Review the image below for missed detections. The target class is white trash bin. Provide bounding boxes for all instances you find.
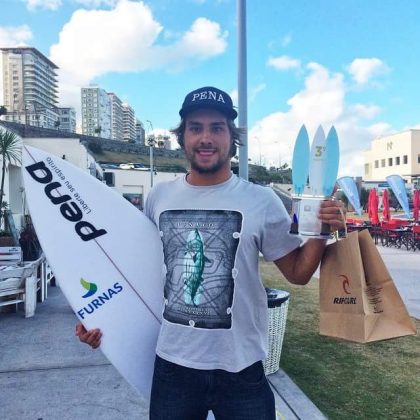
[263,288,290,375]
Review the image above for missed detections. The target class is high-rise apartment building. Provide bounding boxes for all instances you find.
[0,47,60,128]
[108,92,124,141]
[122,103,136,142]
[81,86,111,138]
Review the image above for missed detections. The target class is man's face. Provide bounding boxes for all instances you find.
[183,109,232,175]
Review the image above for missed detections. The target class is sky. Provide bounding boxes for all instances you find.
[1,0,420,177]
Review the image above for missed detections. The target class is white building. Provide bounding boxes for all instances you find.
[122,103,136,142]
[0,47,59,129]
[81,86,112,139]
[364,129,420,186]
[108,92,124,141]
[57,107,76,133]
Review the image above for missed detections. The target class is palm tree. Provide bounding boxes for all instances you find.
[0,128,21,214]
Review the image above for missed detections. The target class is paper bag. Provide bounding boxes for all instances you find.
[319,229,416,343]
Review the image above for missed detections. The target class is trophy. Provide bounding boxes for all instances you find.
[290,125,340,238]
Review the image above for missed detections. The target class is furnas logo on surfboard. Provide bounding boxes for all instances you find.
[25,160,107,242]
[77,280,123,319]
[332,274,357,304]
[81,278,98,298]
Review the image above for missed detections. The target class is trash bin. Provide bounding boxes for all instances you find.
[263,288,290,375]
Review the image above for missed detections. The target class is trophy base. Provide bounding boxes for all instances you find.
[290,195,332,239]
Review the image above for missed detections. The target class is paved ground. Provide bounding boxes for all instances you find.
[0,286,325,420]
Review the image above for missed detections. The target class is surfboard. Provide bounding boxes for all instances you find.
[291,125,310,196]
[21,145,165,400]
[308,125,326,196]
[323,126,340,197]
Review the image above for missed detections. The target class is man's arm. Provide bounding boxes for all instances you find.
[274,199,344,285]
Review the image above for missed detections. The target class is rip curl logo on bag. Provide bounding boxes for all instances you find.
[339,274,351,295]
[77,280,124,320]
[333,274,356,304]
[80,278,98,298]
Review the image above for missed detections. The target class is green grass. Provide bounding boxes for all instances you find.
[262,260,420,420]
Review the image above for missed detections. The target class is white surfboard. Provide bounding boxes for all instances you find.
[308,125,326,196]
[21,145,164,399]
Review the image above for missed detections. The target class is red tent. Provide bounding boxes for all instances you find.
[413,189,420,221]
[382,189,390,222]
[368,188,379,224]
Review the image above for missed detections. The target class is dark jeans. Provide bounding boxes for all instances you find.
[149,355,275,420]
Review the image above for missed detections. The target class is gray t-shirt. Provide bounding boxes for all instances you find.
[144,173,301,372]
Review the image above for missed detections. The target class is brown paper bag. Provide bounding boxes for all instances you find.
[319,229,416,343]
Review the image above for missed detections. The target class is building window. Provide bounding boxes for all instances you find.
[403,155,408,164]
[418,155,420,164]
[364,164,370,176]
[388,158,393,166]
[396,156,400,165]
[381,159,386,167]
[374,160,379,168]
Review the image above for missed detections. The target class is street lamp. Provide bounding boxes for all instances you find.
[146,120,155,188]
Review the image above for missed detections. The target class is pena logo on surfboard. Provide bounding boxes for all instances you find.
[77,279,124,320]
[24,159,107,242]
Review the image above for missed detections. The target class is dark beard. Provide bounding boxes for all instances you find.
[190,158,228,174]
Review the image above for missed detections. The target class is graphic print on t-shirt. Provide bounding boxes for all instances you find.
[159,209,242,329]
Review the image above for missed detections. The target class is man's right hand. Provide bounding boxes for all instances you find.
[75,323,102,349]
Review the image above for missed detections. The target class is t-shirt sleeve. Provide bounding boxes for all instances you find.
[260,189,302,262]
[144,185,158,225]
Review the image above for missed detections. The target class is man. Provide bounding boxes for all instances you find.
[77,86,344,419]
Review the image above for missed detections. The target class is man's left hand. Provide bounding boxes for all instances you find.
[319,199,345,231]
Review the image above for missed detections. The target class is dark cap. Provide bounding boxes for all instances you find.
[179,86,238,120]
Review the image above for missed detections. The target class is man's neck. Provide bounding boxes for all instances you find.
[186,168,232,186]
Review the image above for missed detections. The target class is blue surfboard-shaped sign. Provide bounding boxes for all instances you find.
[308,125,326,196]
[337,176,362,215]
[323,126,340,197]
[291,125,310,195]
[386,174,411,218]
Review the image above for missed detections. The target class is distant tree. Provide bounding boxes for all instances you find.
[0,106,7,117]
[94,126,102,136]
[147,134,156,147]
[54,119,60,129]
[360,187,369,211]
